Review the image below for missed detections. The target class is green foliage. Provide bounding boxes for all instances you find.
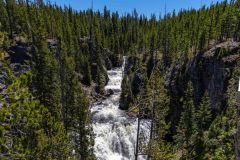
[147,69,175,159]
[96,65,105,94]
[71,81,95,159]
[196,93,212,133]
[33,38,62,120]
[150,140,175,160]
[81,56,92,86]
[174,82,197,159]
[0,31,7,60]
[0,67,71,159]
[202,62,239,160]
[0,0,240,159]
[57,44,95,159]
[218,48,228,59]
[119,75,131,110]
[203,114,235,160]
[1,0,239,63]
[94,51,108,94]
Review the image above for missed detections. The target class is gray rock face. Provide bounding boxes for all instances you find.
[102,48,113,70]
[189,41,240,109]
[47,39,58,49]
[124,56,139,75]
[9,44,31,64]
[105,56,113,70]
[165,53,188,131]
[165,40,240,132]
[109,54,123,68]
[131,72,146,97]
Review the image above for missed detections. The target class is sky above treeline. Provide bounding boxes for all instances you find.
[48,0,225,18]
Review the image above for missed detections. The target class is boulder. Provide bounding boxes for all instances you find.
[9,44,31,64]
[105,56,112,70]
[106,89,114,97]
[13,36,26,45]
[47,39,58,49]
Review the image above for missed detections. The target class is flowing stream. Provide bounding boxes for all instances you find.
[91,57,150,160]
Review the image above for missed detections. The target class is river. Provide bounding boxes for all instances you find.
[91,57,150,160]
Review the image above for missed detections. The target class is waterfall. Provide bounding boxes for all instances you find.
[91,57,150,160]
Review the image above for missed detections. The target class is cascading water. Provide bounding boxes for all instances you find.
[91,57,150,160]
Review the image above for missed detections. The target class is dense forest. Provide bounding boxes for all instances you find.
[0,0,240,159]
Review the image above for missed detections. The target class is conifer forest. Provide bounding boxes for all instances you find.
[0,0,240,159]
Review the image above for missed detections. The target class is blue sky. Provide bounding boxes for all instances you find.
[49,0,224,17]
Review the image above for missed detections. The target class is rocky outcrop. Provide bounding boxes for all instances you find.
[124,56,140,75]
[47,39,58,49]
[9,44,31,64]
[165,53,188,129]
[102,48,113,70]
[91,61,109,87]
[7,36,31,64]
[0,63,30,106]
[85,39,109,87]
[80,37,125,97]
[165,40,240,132]
[102,48,123,68]
[119,56,148,110]
[81,37,123,71]
[109,53,123,68]
[105,56,113,70]
[131,72,146,97]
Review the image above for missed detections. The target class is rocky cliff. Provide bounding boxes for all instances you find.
[165,40,240,133]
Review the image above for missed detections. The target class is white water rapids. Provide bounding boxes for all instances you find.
[91,58,150,160]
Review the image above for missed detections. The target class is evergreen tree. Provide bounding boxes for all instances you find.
[147,34,156,78]
[33,37,62,121]
[119,75,131,110]
[0,0,239,159]
[0,66,71,159]
[147,69,175,159]
[195,92,212,158]
[71,78,95,160]
[174,82,197,159]
[0,0,9,32]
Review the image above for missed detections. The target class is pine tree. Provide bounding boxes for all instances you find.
[5,0,16,38]
[174,82,197,159]
[0,66,71,159]
[147,34,155,78]
[203,63,239,159]
[147,69,175,159]
[195,92,212,158]
[96,65,105,94]
[119,75,131,110]
[162,12,171,68]
[72,79,95,160]
[196,93,212,133]
[0,0,240,159]
[0,0,9,32]
[203,113,236,159]
[32,37,62,121]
